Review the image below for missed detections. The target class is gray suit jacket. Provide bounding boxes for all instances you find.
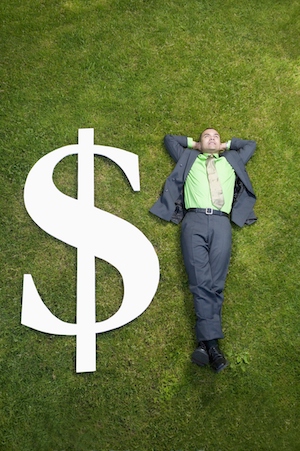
[150,135,257,228]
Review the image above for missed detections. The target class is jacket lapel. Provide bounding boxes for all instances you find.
[222,151,255,195]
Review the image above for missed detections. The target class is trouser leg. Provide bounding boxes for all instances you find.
[181,212,232,342]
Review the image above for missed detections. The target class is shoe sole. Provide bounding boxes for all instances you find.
[191,350,209,367]
[211,360,229,373]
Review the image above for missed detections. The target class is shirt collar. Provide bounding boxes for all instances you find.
[202,152,219,158]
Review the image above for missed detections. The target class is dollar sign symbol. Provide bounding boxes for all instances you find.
[21,128,160,373]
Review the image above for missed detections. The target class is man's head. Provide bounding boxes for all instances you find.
[199,128,221,153]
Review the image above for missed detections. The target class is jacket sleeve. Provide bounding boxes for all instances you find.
[230,138,256,165]
[164,135,189,162]
[149,147,198,224]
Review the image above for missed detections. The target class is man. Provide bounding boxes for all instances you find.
[150,129,257,373]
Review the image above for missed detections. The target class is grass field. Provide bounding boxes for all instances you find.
[1,0,299,450]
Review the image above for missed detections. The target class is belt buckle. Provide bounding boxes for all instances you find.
[205,208,213,215]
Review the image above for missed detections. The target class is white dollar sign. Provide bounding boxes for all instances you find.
[21,128,160,373]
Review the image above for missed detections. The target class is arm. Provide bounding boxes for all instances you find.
[229,138,256,165]
[164,135,189,162]
[164,134,232,158]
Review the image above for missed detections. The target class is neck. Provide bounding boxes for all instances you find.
[203,151,219,156]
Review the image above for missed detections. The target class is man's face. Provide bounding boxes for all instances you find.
[200,128,221,153]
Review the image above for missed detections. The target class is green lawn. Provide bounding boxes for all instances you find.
[1,0,299,450]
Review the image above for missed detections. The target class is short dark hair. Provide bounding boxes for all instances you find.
[199,127,219,141]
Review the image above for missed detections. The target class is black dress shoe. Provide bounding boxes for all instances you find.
[208,346,229,373]
[191,342,209,366]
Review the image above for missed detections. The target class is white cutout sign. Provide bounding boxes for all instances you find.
[21,128,160,373]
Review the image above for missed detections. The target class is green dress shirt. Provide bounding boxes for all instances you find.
[184,140,235,214]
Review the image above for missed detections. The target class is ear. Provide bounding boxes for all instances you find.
[194,142,202,151]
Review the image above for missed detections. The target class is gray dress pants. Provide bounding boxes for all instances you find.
[181,211,232,342]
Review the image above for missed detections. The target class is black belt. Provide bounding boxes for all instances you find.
[187,208,229,218]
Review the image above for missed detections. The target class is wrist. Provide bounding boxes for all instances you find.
[187,137,194,148]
